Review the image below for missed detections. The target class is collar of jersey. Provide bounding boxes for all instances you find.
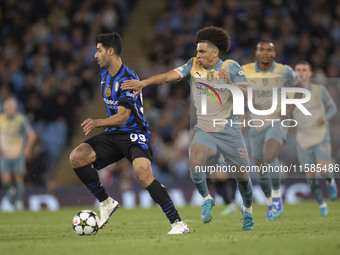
[255,60,275,73]
[206,59,223,71]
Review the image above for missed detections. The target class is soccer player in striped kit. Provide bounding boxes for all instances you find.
[70,32,188,234]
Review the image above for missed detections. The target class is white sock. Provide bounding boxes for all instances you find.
[319,202,327,208]
[330,178,335,186]
[272,189,281,197]
[203,194,212,201]
[244,206,252,213]
[266,197,272,206]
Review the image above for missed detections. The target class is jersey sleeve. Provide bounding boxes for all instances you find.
[229,62,248,83]
[118,76,141,110]
[322,86,337,120]
[174,58,193,80]
[285,65,299,86]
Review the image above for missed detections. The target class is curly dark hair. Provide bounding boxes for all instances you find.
[194,26,231,53]
[96,32,122,55]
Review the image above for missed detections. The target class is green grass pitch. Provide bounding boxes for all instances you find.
[1,201,339,255]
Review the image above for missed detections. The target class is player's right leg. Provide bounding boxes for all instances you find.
[70,136,120,228]
[13,155,26,211]
[190,141,215,224]
[250,127,275,221]
[0,158,16,208]
[0,171,15,205]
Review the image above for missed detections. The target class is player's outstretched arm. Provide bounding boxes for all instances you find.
[81,106,131,135]
[122,70,181,97]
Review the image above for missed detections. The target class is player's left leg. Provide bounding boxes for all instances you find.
[133,157,189,234]
[234,171,254,231]
[263,123,288,218]
[218,125,254,231]
[318,160,338,201]
[306,172,328,216]
[250,126,274,220]
[13,174,24,211]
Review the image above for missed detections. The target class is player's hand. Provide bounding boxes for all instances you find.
[218,69,231,82]
[81,118,98,135]
[318,116,328,125]
[121,80,144,98]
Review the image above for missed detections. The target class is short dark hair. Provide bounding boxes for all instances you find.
[295,60,312,70]
[96,32,122,55]
[257,39,275,49]
[194,26,231,53]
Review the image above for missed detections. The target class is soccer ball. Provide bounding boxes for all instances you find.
[72,210,99,236]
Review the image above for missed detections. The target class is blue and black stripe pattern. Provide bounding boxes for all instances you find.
[161,201,179,222]
[86,181,104,197]
[100,65,151,138]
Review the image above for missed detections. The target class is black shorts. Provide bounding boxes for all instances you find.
[84,132,153,170]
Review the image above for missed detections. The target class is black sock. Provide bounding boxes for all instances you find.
[73,164,109,202]
[146,179,181,224]
[214,181,230,204]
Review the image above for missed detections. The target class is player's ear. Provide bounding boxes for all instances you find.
[108,47,115,56]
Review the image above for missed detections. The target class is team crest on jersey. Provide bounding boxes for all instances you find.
[105,87,112,97]
[207,72,214,81]
[114,82,120,91]
[262,78,268,86]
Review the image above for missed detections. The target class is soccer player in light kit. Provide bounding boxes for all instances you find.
[69,32,188,234]
[242,40,301,221]
[292,61,338,215]
[122,26,254,231]
[0,97,36,211]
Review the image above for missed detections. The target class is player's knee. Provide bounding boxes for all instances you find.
[134,165,153,187]
[263,152,276,164]
[189,156,206,168]
[69,145,93,168]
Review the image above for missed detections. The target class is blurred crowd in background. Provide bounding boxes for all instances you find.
[0,0,340,189]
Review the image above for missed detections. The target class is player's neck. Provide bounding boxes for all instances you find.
[205,58,220,70]
[258,61,272,72]
[107,57,123,76]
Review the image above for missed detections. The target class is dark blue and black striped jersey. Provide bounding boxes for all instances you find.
[100,65,151,137]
